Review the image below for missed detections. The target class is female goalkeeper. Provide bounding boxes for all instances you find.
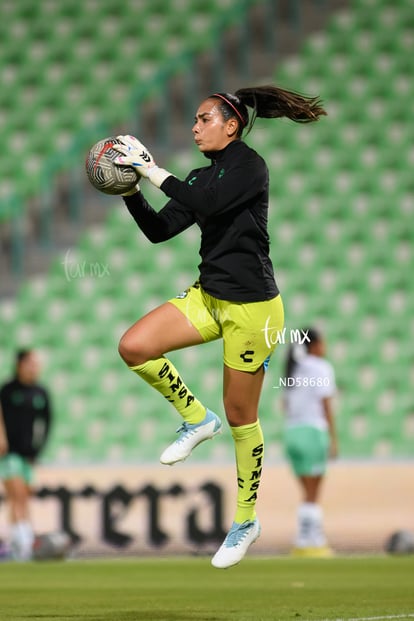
[114,85,326,568]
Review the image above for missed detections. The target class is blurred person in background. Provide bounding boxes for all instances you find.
[282,328,337,557]
[0,349,52,561]
[112,85,326,568]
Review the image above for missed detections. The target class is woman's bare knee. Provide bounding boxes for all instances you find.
[223,366,263,426]
[118,331,151,366]
[224,399,258,427]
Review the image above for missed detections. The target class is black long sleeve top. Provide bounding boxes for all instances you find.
[123,140,279,302]
[0,379,52,459]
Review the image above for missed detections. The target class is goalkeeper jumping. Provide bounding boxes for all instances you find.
[113,85,327,568]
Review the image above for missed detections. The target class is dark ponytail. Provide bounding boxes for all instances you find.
[283,327,322,389]
[284,345,298,384]
[236,85,327,131]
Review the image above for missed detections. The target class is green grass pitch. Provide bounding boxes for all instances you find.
[0,555,413,621]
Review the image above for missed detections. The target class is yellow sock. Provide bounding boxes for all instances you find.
[231,421,264,524]
[130,357,206,424]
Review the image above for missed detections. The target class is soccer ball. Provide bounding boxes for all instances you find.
[85,136,140,195]
[32,531,72,561]
[385,530,414,555]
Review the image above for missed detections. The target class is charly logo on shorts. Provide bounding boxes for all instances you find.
[240,350,255,363]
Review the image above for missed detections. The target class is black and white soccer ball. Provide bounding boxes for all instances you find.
[32,531,72,561]
[85,136,140,195]
[385,530,414,555]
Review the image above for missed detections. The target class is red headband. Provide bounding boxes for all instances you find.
[212,93,246,127]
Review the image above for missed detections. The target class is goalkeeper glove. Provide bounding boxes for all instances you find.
[113,135,172,189]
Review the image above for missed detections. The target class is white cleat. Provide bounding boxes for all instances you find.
[160,409,222,465]
[211,518,261,569]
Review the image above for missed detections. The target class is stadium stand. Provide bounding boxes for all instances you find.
[0,0,413,464]
[0,0,259,214]
[1,0,272,288]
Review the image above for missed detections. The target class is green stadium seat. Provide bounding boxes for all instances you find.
[1,0,413,463]
[0,0,259,212]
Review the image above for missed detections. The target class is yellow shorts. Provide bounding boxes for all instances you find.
[169,282,284,372]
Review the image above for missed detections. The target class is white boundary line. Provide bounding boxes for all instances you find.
[306,615,414,621]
